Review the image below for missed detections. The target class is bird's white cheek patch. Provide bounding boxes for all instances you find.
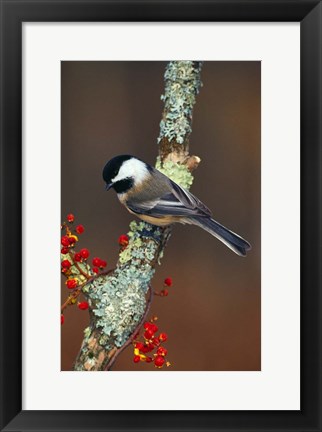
[112,158,149,185]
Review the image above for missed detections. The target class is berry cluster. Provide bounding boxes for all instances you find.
[60,213,111,324]
[133,317,170,368]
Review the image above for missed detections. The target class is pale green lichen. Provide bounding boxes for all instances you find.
[155,157,194,189]
[158,61,202,145]
[83,326,91,338]
[119,237,143,264]
[82,283,90,294]
[119,247,132,264]
[85,357,96,368]
[87,221,163,350]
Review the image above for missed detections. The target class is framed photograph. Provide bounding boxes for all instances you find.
[1,1,321,431]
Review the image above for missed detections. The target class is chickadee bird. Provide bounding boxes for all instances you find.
[103,155,251,256]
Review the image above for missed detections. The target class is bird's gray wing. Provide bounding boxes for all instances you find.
[126,179,212,218]
[169,180,212,216]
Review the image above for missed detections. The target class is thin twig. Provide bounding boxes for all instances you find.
[72,258,91,280]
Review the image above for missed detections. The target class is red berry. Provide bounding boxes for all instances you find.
[92,257,101,267]
[61,236,70,247]
[144,329,154,340]
[61,314,65,325]
[159,333,168,342]
[164,277,172,287]
[99,260,107,268]
[75,224,85,234]
[146,356,153,363]
[61,247,69,254]
[92,267,99,274]
[74,253,82,262]
[78,301,89,310]
[135,342,144,350]
[67,214,74,223]
[151,337,160,346]
[149,323,158,333]
[161,289,169,297]
[80,248,89,259]
[144,322,153,330]
[154,355,165,367]
[66,279,77,289]
[141,345,149,353]
[118,234,129,247]
[157,347,167,356]
[61,259,71,269]
[68,236,77,245]
[133,355,140,363]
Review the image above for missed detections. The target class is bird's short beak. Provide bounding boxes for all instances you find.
[105,182,113,191]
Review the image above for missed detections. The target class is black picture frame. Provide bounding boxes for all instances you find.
[0,1,321,431]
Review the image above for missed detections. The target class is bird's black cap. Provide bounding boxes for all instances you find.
[102,155,134,185]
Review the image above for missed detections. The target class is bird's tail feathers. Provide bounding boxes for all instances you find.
[190,216,251,257]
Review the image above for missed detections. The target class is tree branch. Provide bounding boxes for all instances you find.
[72,61,203,371]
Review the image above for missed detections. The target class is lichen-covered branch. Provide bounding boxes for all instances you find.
[73,61,203,371]
[157,61,202,172]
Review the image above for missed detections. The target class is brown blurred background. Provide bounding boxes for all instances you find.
[61,61,261,371]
